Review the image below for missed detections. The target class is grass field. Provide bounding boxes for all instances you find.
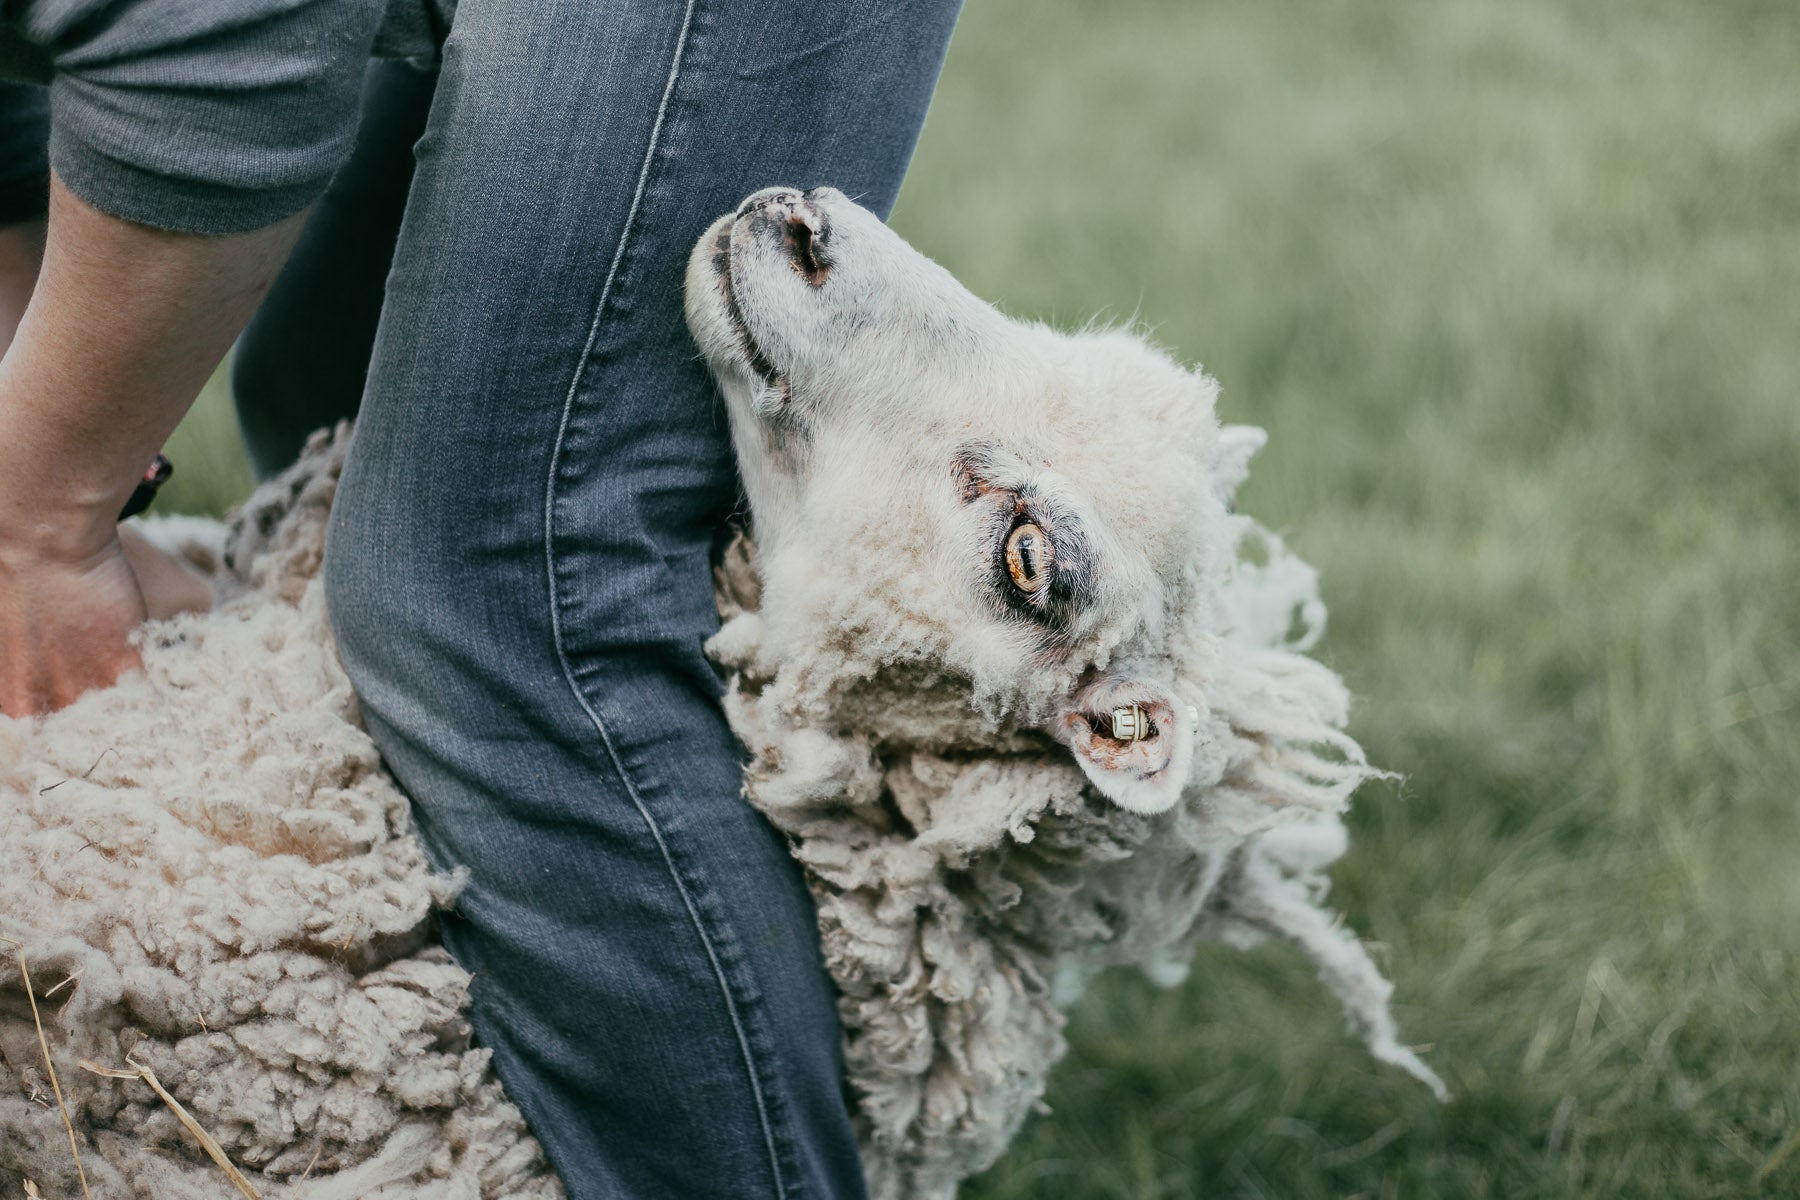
[161,0,1800,1195]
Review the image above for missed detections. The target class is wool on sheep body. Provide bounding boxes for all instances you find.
[1,429,563,1199]
[2,191,1442,1199]
[0,418,1435,1200]
[709,464,1446,1200]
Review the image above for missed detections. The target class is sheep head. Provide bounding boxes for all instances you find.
[685,186,1234,815]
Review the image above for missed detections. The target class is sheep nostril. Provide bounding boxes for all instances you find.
[786,214,829,286]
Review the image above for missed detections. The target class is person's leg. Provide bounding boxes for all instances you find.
[324,2,961,1197]
[232,58,436,479]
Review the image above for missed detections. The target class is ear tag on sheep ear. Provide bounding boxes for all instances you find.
[1055,678,1194,815]
[1111,704,1149,741]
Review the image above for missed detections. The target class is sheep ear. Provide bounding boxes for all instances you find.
[1052,675,1194,814]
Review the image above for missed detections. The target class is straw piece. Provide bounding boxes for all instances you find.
[76,1057,263,1200]
[73,1059,137,1082]
[3,938,92,1200]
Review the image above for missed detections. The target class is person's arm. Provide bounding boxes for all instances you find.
[0,175,305,716]
[0,0,387,716]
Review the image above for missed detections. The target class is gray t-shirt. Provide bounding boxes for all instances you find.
[0,0,454,234]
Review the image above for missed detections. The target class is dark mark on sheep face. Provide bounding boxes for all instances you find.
[713,228,786,396]
[712,226,813,467]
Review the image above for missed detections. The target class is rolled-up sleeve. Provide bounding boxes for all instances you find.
[9,0,387,233]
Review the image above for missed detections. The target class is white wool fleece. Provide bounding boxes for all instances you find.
[1,430,563,1199]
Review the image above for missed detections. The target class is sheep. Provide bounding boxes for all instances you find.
[0,186,1441,1200]
[685,186,1447,1198]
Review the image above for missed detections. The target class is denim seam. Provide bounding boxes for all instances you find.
[537,3,791,1198]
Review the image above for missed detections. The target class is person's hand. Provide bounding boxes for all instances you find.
[0,172,303,719]
[0,522,212,717]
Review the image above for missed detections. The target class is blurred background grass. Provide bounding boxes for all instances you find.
[161,0,1800,1194]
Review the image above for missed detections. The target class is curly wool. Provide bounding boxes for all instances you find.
[0,429,562,1199]
[710,435,1447,1200]
[2,420,1441,1200]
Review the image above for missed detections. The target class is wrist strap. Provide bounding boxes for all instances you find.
[118,454,172,521]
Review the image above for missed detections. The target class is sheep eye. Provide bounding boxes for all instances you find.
[1005,522,1054,594]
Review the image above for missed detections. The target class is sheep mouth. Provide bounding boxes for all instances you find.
[709,227,786,395]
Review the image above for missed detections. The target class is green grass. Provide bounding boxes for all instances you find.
[888,0,1800,1196]
[166,0,1800,1193]
[159,361,253,518]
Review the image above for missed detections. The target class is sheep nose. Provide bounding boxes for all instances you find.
[736,187,831,285]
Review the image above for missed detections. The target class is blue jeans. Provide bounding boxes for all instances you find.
[319,3,961,1198]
